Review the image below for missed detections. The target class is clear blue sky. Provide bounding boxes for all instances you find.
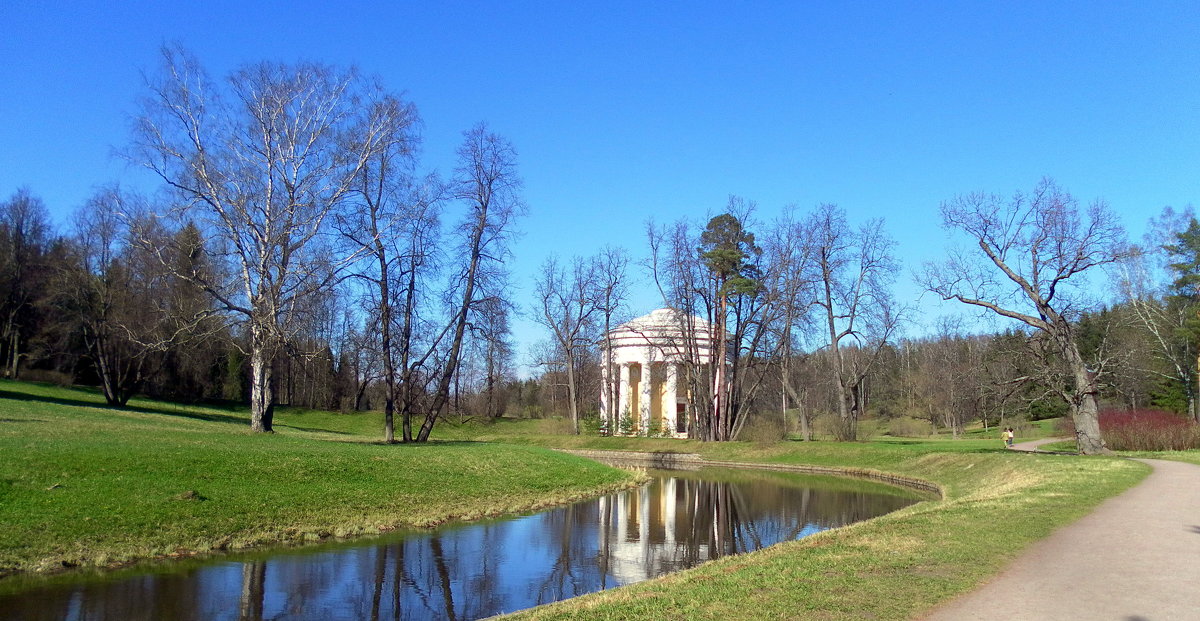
[2,1,1198,364]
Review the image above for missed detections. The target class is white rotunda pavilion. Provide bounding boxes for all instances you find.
[599,308,717,438]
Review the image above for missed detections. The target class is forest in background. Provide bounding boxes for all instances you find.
[1,48,1196,446]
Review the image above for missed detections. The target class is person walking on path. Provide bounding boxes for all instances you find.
[1003,427,1014,448]
[922,451,1200,620]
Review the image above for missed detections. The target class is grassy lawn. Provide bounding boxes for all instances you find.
[0,380,638,579]
[1,384,1165,619]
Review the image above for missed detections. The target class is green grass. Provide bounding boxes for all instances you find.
[416,417,1152,621]
[492,442,1146,620]
[1014,438,1200,466]
[0,387,1168,619]
[0,381,638,579]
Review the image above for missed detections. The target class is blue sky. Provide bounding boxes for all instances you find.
[2,1,1198,364]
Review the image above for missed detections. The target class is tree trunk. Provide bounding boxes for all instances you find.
[376,235,397,444]
[565,351,580,434]
[249,339,274,433]
[1072,392,1107,454]
[711,292,728,441]
[399,265,418,443]
[7,328,18,380]
[1195,351,1200,423]
[1066,343,1107,454]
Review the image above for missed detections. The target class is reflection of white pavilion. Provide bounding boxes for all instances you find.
[599,308,717,438]
[597,478,704,584]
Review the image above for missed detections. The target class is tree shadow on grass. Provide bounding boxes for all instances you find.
[4,387,354,436]
[0,388,249,426]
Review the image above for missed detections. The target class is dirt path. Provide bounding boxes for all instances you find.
[921,445,1200,620]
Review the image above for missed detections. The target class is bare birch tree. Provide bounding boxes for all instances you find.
[129,46,389,431]
[921,178,1129,454]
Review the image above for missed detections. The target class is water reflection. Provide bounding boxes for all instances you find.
[0,468,922,621]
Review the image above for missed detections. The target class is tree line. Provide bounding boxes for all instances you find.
[2,48,1195,452]
[529,182,1194,455]
[1,46,521,443]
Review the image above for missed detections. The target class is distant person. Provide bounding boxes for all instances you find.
[1004,427,1015,448]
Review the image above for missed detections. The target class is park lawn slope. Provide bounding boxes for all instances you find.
[0,380,637,578]
[490,434,1148,620]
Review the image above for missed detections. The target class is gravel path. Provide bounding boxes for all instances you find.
[921,441,1200,620]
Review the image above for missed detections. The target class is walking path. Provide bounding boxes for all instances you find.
[921,439,1200,620]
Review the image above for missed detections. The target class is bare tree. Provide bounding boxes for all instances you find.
[647,217,714,438]
[921,178,1129,454]
[763,206,819,439]
[335,92,423,442]
[594,247,630,428]
[0,188,53,379]
[475,296,515,420]
[810,204,901,441]
[55,187,198,405]
[533,255,603,434]
[1126,206,1200,419]
[417,124,524,442]
[129,46,389,431]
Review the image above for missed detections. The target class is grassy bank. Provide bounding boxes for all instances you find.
[2,385,1157,619]
[457,423,1149,620]
[0,381,638,578]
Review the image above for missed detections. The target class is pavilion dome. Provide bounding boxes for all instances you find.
[603,308,716,363]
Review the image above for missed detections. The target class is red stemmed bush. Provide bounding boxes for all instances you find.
[1056,409,1200,451]
[1098,409,1200,451]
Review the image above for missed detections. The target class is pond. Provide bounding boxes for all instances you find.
[0,466,926,620]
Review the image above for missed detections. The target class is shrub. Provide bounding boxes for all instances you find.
[812,413,840,440]
[1100,409,1200,451]
[887,417,932,438]
[580,413,603,435]
[1000,418,1034,437]
[854,418,880,441]
[617,410,635,436]
[1059,409,1200,451]
[533,416,579,435]
[811,413,877,441]
[739,415,786,444]
[16,369,73,386]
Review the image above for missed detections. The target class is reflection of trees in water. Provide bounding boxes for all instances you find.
[239,560,265,620]
[0,472,917,621]
[0,562,212,621]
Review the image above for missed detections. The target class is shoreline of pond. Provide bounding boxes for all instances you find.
[0,447,939,599]
[0,473,649,591]
[1,465,925,620]
[557,449,943,497]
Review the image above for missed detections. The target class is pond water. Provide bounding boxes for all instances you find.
[0,467,925,620]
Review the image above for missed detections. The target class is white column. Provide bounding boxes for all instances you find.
[665,362,679,437]
[640,360,653,433]
[599,362,608,432]
[618,363,631,433]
